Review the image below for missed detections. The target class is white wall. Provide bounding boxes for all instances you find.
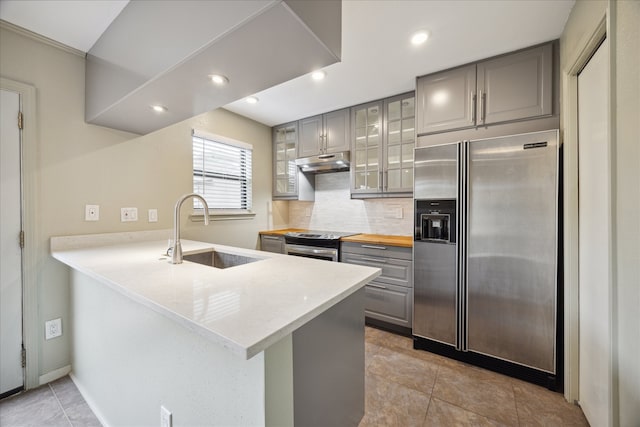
[71,270,267,426]
[560,1,640,424]
[288,172,413,235]
[611,1,639,425]
[0,24,285,385]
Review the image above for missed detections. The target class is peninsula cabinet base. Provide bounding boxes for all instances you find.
[70,269,365,427]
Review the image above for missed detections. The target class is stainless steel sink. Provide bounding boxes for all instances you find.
[183,250,262,269]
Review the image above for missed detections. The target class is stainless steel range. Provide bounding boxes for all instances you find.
[284,231,359,262]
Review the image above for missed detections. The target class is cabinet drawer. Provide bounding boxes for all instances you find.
[365,282,412,328]
[260,235,284,254]
[341,242,412,260]
[341,252,411,288]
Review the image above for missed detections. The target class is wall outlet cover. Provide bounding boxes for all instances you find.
[85,204,99,221]
[45,318,62,340]
[148,209,158,222]
[160,406,172,427]
[120,207,138,222]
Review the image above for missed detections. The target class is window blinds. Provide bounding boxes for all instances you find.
[192,130,252,211]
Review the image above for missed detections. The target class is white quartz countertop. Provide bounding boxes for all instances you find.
[51,233,380,359]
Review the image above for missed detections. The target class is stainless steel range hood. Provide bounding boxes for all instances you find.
[85,0,342,135]
[295,151,350,173]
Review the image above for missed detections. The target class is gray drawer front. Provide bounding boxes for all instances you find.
[260,235,284,254]
[341,242,411,260]
[364,282,412,328]
[341,252,411,288]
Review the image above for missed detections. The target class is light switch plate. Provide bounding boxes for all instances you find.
[85,205,99,221]
[148,209,158,222]
[121,207,138,222]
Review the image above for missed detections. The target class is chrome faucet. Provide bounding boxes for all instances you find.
[170,193,210,264]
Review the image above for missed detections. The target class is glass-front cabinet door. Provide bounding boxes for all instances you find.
[273,122,298,198]
[384,93,415,193]
[351,101,382,194]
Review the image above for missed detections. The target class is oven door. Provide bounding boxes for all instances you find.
[285,244,338,262]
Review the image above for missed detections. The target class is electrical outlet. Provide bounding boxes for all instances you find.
[148,209,158,222]
[85,205,99,221]
[45,318,62,340]
[160,406,172,427]
[120,207,138,222]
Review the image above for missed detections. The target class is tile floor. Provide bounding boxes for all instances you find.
[0,376,100,427]
[362,327,589,426]
[0,327,588,426]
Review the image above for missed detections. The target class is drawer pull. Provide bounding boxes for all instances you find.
[367,283,387,290]
[262,236,281,240]
[359,257,388,263]
[361,245,387,250]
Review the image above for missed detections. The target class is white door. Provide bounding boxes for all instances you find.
[0,89,24,396]
[577,38,611,427]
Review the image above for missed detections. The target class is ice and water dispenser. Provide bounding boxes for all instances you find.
[415,199,456,244]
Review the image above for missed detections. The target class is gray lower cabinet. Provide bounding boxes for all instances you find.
[416,42,554,135]
[260,234,285,254]
[340,242,413,328]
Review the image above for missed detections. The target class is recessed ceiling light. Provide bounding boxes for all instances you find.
[411,31,429,46]
[209,74,229,85]
[246,96,259,104]
[151,105,168,113]
[311,70,326,81]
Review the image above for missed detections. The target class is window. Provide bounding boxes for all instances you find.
[192,130,253,214]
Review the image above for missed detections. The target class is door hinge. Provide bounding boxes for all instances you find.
[21,348,26,368]
[19,230,25,249]
[18,111,23,130]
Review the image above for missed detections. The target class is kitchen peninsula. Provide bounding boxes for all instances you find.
[51,230,380,426]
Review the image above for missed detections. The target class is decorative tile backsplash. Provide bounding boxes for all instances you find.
[288,172,413,236]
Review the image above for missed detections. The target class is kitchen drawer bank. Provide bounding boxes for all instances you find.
[259,228,305,254]
[341,237,413,334]
[51,230,379,427]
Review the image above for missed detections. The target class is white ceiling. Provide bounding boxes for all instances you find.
[0,0,574,127]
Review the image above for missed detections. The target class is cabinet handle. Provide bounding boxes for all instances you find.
[262,235,281,240]
[384,170,388,190]
[359,256,388,263]
[361,245,387,250]
[479,91,486,124]
[367,283,387,290]
[379,171,383,191]
[471,92,477,123]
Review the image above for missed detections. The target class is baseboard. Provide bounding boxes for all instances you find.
[69,373,110,427]
[38,365,71,385]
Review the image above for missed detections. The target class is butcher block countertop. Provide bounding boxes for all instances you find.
[258,228,306,236]
[260,229,413,248]
[340,234,413,248]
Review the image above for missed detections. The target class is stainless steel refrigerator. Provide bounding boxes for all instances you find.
[413,130,559,384]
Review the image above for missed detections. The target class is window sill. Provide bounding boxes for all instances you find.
[189,210,256,221]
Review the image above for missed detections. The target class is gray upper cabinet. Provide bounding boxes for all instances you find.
[351,101,383,195]
[476,44,552,125]
[351,92,415,197]
[273,122,314,200]
[416,43,553,135]
[384,93,416,194]
[416,65,476,135]
[298,108,350,157]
